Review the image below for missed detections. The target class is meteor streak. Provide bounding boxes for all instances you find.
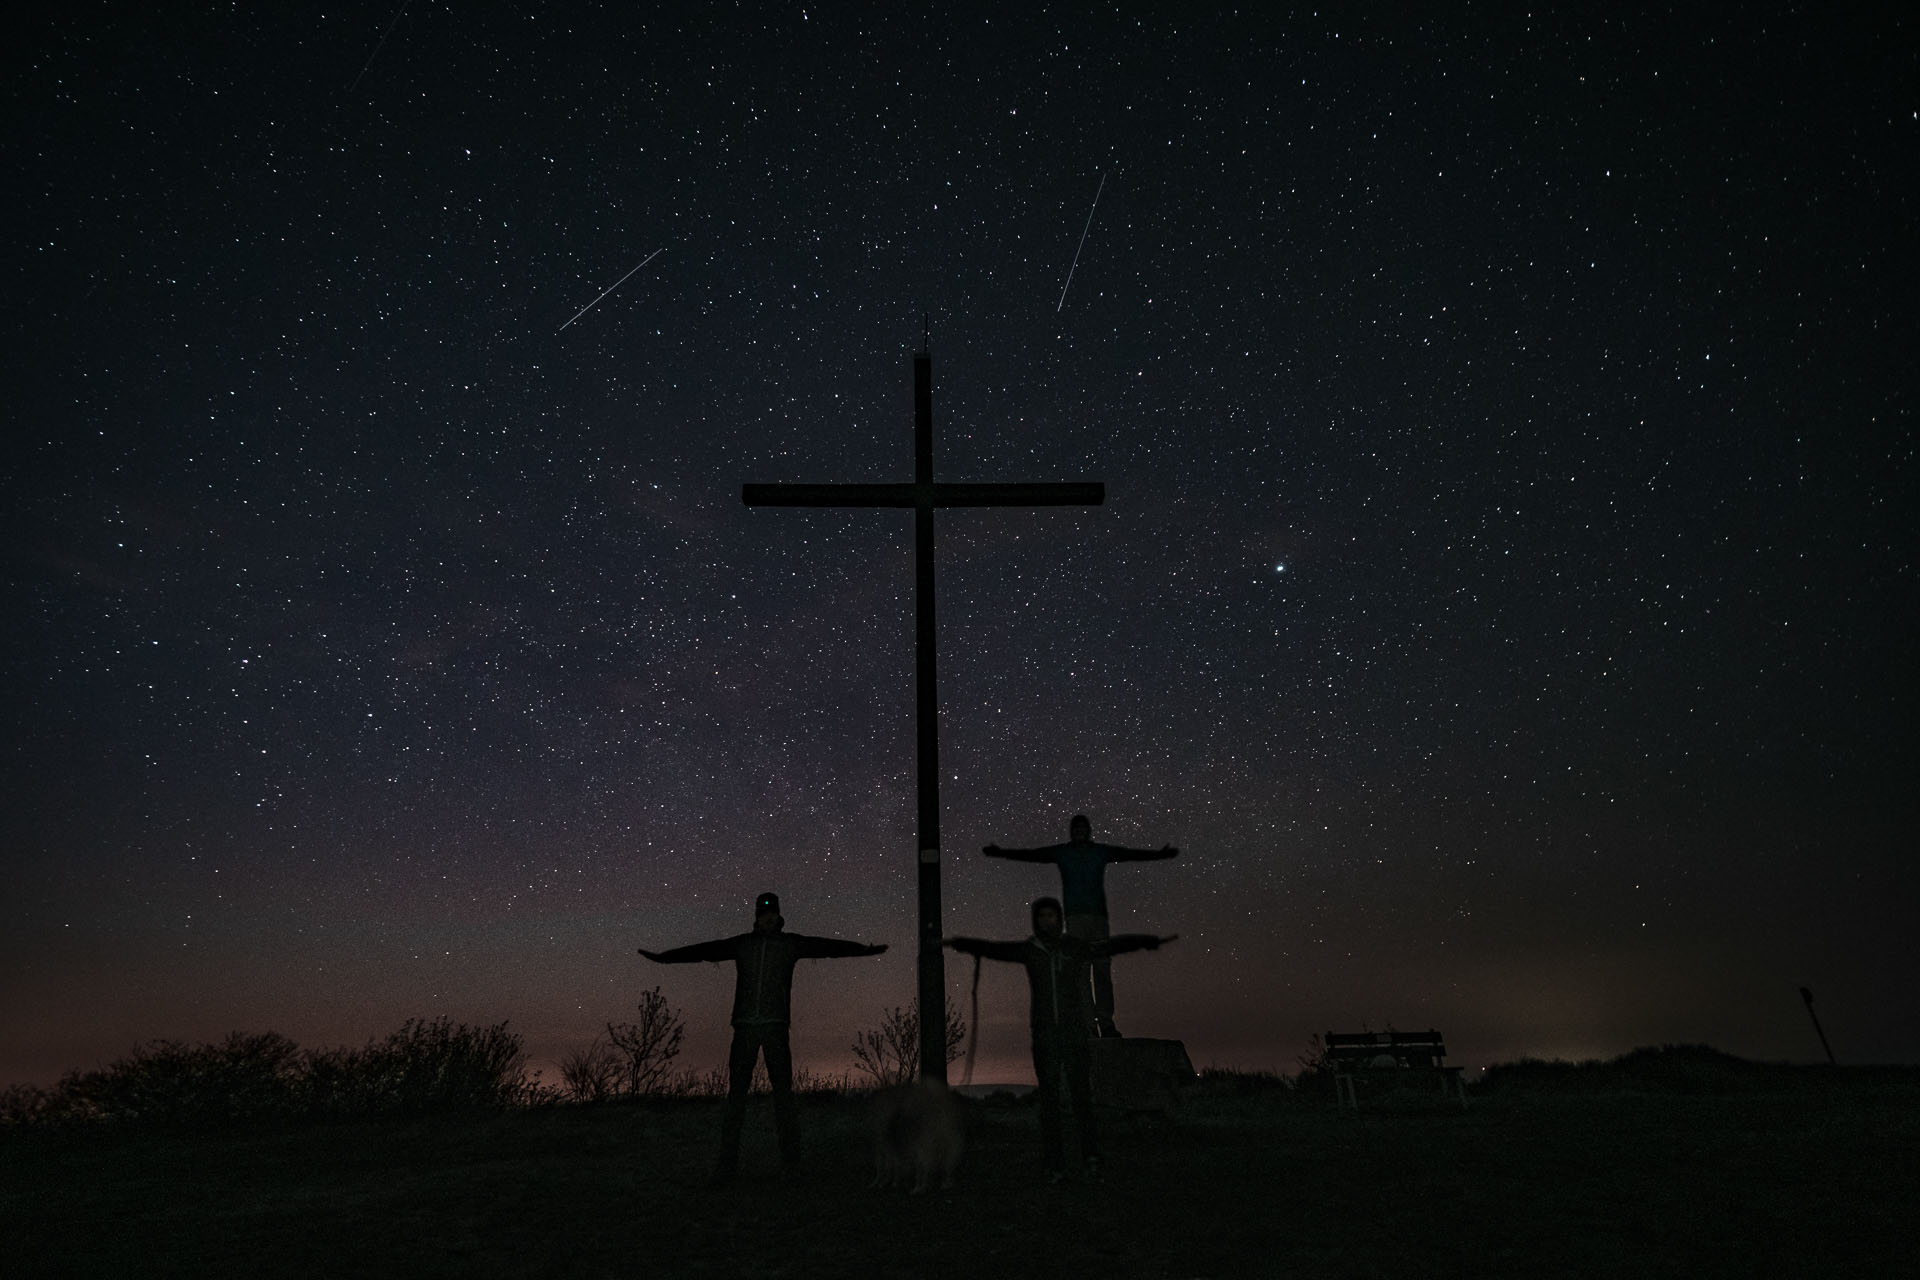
[1056,170,1109,312]
[558,248,665,332]
[350,1,411,93]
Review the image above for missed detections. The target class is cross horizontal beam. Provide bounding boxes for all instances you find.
[742,481,1104,509]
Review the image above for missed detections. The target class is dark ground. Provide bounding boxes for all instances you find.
[4,1066,1914,1279]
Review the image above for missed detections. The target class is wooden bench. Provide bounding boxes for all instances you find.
[1325,1030,1467,1111]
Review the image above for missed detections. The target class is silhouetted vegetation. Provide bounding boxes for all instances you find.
[660,1062,858,1098]
[303,1017,531,1115]
[1,1018,532,1127]
[0,1031,307,1127]
[1194,1065,1291,1096]
[2,1031,1893,1137]
[1290,1031,1338,1099]
[1478,1043,1786,1095]
[848,999,967,1086]
[557,987,687,1102]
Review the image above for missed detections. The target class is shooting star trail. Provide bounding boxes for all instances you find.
[349,1,411,94]
[1056,170,1109,312]
[558,248,665,332]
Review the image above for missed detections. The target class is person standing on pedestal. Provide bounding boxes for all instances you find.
[982,814,1178,1037]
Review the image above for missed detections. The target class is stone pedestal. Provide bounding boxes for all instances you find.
[1089,1037,1195,1112]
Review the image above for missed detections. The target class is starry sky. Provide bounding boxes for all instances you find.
[5,3,1914,1090]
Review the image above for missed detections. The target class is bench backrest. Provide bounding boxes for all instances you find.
[1324,1030,1448,1068]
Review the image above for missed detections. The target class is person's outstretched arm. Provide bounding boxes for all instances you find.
[980,842,1066,863]
[944,936,1029,963]
[1095,933,1179,958]
[1104,843,1180,862]
[638,937,738,964]
[795,936,889,959]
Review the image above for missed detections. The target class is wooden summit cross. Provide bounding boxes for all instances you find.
[742,346,1103,1084]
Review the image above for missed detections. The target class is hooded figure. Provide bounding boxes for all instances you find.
[642,892,887,1182]
[946,898,1174,1179]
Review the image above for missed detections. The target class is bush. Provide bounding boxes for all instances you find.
[3,1019,535,1128]
[604,988,686,1095]
[1196,1067,1292,1096]
[0,1082,72,1126]
[558,988,687,1102]
[50,1032,305,1127]
[304,1018,529,1115]
[849,1000,966,1088]
[1289,1033,1337,1098]
[1478,1044,1761,1096]
[558,1038,625,1103]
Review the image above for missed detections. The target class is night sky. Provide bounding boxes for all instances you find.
[6,3,1914,1091]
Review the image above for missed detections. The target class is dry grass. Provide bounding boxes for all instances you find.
[4,1059,1913,1278]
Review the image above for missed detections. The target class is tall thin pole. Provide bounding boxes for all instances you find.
[913,350,944,1081]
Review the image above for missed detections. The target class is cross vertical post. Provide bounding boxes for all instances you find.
[743,346,1103,1083]
[911,352,943,1077]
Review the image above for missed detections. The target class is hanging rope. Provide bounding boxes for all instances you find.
[961,952,983,1087]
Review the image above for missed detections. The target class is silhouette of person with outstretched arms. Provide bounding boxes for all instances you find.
[946,896,1174,1182]
[640,891,886,1184]
[983,813,1178,1037]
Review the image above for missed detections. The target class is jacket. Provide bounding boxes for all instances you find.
[645,924,884,1025]
[948,932,1161,1029]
